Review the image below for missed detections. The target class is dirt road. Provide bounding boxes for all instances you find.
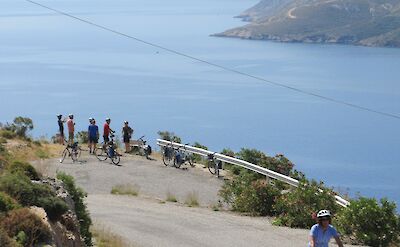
[37,153,311,246]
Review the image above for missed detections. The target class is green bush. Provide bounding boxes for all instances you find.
[0,129,17,139]
[7,161,40,180]
[220,173,280,216]
[0,192,20,213]
[192,142,208,163]
[76,131,89,144]
[0,172,67,220]
[336,197,400,247]
[1,208,51,247]
[3,117,34,139]
[57,172,92,246]
[273,179,340,228]
[157,131,181,143]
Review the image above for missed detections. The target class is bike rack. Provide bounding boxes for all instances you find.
[157,139,350,208]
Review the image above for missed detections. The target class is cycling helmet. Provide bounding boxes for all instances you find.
[124,121,128,124]
[69,114,74,118]
[57,114,62,118]
[317,210,331,218]
[105,118,111,122]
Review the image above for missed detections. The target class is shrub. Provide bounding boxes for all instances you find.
[336,197,400,247]
[111,184,139,196]
[36,196,68,221]
[76,131,89,144]
[0,192,20,213]
[220,173,280,216]
[0,172,67,220]
[7,161,40,180]
[157,131,181,143]
[236,149,294,176]
[3,117,34,139]
[57,172,92,246]
[0,227,19,247]
[0,129,17,139]
[184,191,199,207]
[166,191,178,202]
[35,149,49,159]
[1,208,51,247]
[192,142,208,163]
[273,179,340,228]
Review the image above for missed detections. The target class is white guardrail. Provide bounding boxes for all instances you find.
[157,139,350,208]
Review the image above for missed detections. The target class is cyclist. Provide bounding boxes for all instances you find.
[88,117,94,149]
[66,114,75,144]
[57,114,65,145]
[88,119,99,154]
[309,210,343,247]
[103,118,114,145]
[122,121,133,153]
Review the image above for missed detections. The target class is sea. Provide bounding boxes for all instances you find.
[1,0,399,206]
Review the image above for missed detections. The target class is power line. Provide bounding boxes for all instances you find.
[24,0,400,120]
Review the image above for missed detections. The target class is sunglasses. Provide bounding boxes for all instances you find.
[318,217,330,221]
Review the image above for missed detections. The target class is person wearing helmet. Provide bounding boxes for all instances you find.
[88,118,94,149]
[66,114,75,144]
[88,119,99,154]
[122,121,133,153]
[309,210,343,247]
[57,114,65,145]
[103,118,114,144]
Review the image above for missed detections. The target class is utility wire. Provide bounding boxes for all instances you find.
[24,0,400,120]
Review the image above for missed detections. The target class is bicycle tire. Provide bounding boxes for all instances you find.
[208,162,217,175]
[174,154,181,168]
[162,147,173,166]
[71,149,79,162]
[111,152,121,165]
[60,149,68,163]
[95,147,108,161]
[187,155,195,167]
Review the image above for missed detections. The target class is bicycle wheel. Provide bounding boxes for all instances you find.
[111,152,121,166]
[71,149,79,162]
[174,153,181,168]
[162,147,173,166]
[208,161,217,175]
[95,147,108,161]
[60,149,68,163]
[187,154,195,167]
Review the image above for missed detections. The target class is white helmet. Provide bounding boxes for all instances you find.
[317,210,331,218]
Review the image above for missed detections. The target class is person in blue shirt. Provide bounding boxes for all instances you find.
[88,119,99,154]
[309,210,344,247]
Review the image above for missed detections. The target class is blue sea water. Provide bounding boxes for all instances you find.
[1,0,399,205]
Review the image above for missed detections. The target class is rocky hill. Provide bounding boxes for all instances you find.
[214,0,400,47]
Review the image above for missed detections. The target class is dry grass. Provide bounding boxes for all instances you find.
[111,184,140,196]
[166,191,178,203]
[5,139,63,162]
[184,191,199,207]
[91,223,135,247]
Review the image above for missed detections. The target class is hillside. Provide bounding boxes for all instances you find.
[214,0,400,47]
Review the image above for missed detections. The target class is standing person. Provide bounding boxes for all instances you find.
[88,117,94,149]
[103,118,114,144]
[66,114,75,144]
[309,210,344,247]
[88,119,99,154]
[57,114,65,145]
[122,121,133,153]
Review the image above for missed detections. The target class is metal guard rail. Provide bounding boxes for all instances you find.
[157,139,350,207]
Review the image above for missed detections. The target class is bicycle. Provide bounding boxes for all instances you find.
[173,143,194,169]
[207,153,222,177]
[95,134,121,165]
[130,135,152,159]
[60,141,82,163]
[162,141,176,167]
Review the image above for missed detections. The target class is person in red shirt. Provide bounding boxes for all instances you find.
[66,114,75,144]
[103,118,114,144]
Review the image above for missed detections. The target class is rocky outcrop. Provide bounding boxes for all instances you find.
[30,178,84,247]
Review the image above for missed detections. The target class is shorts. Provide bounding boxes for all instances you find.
[123,135,130,143]
[103,135,110,143]
[89,136,98,143]
[59,131,64,138]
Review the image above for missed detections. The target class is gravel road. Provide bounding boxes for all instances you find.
[36,153,315,247]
